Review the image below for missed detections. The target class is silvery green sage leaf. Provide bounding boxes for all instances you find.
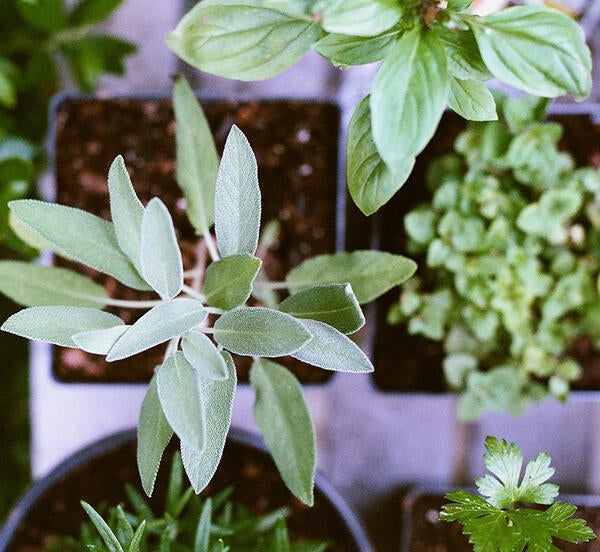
[0,261,108,307]
[250,358,315,506]
[108,155,144,272]
[72,325,130,355]
[166,1,322,81]
[107,298,207,361]
[214,126,261,258]
[347,95,415,215]
[213,307,312,357]
[312,31,396,68]
[203,253,261,310]
[278,283,364,334]
[316,0,402,37]
[286,250,417,304]
[9,199,149,290]
[173,75,218,237]
[2,306,123,347]
[467,6,592,100]
[182,329,228,380]
[371,28,449,171]
[291,319,372,373]
[157,352,206,451]
[137,373,173,497]
[81,501,124,552]
[181,351,236,494]
[448,77,497,122]
[140,198,183,301]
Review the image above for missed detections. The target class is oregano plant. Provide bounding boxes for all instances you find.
[165,0,592,215]
[0,76,416,505]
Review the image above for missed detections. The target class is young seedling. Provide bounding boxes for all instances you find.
[0,76,416,504]
[440,436,596,551]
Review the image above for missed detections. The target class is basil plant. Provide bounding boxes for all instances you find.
[166,0,592,216]
[0,76,415,505]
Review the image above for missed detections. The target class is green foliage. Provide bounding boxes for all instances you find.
[0,77,414,505]
[46,453,329,552]
[440,436,595,551]
[167,0,591,215]
[389,94,600,419]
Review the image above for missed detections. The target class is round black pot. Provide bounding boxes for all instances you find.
[0,427,373,552]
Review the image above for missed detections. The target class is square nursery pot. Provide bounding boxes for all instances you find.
[48,94,345,386]
[370,105,600,395]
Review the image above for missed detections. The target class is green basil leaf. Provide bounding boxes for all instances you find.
[278,283,364,334]
[9,200,149,290]
[181,352,236,494]
[292,319,373,373]
[448,77,497,121]
[138,373,173,497]
[108,155,144,272]
[107,298,207,361]
[214,126,261,258]
[468,6,592,100]
[286,250,417,303]
[173,76,218,237]
[204,253,261,310]
[213,307,312,356]
[157,352,206,451]
[317,0,402,37]
[70,0,123,25]
[167,2,322,80]
[182,329,228,380]
[312,31,396,67]
[435,27,491,80]
[0,261,108,307]
[2,306,123,347]
[72,325,130,355]
[81,501,124,552]
[371,28,449,171]
[250,358,315,505]
[140,198,183,301]
[347,95,414,215]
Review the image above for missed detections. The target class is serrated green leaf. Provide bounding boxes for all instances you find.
[317,0,402,37]
[108,155,144,272]
[173,76,218,237]
[204,254,261,310]
[291,319,372,373]
[0,261,108,307]
[128,520,146,552]
[312,31,396,67]
[9,200,148,290]
[70,0,123,25]
[213,307,311,357]
[138,373,173,497]
[448,78,497,122]
[278,283,364,334]
[2,306,123,347]
[286,250,417,304]
[371,28,448,171]
[107,298,207,361]
[182,329,228,380]
[157,352,206,451]
[81,501,124,552]
[547,501,596,543]
[181,352,236,494]
[72,325,129,355]
[468,6,592,100]
[167,2,322,81]
[214,126,261,258]
[347,95,414,215]
[250,358,315,505]
[140,198,183,301]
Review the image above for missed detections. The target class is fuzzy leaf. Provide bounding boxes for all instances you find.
[107,299,207,361]
[214,126,261,258]
[312,32,396,67]
[291,319,372,373]
[250,358,315,505]
[137,373,173,497]
[181,352,236,494]
[204,254,261,310]
[317,0,402,37]
[448,78,497,122]
[81,501,124,552]
[0,261,108,307]
[2,306,123,347]
[140,198,183,300]
[173,76,218,236]
[9,200,148,290]
[182,329,228,380]
[72,325,129,355]
[286,250,417,304]
[278,283,364,334]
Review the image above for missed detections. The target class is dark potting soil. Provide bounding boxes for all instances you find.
[5,436,359,552]
[372,111,600,393]
[52,97,340,384]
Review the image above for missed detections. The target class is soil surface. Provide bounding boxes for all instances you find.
[52,97,340,384]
